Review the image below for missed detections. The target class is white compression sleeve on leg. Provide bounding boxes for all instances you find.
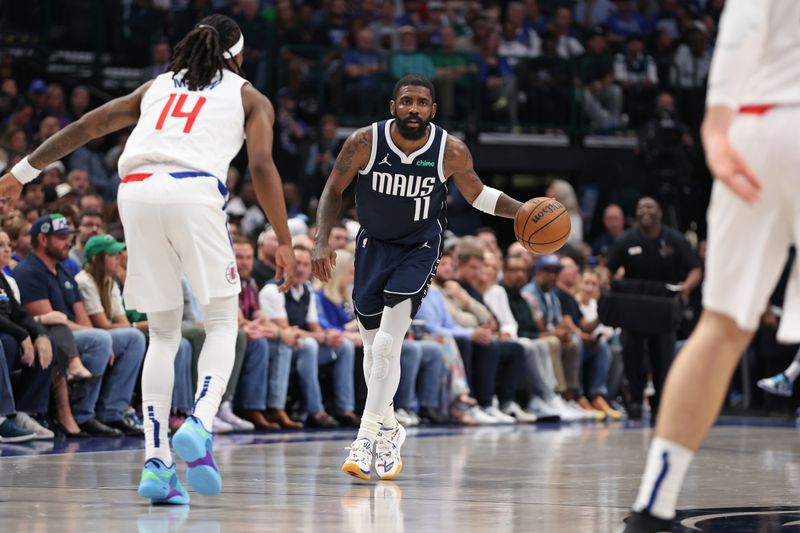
[470,186,503,215]
[193,295,239,431]
[357,300,413,442]
[142,306,184,466]
[358,318,397,429]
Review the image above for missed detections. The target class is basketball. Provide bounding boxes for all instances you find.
[514,197,571,254]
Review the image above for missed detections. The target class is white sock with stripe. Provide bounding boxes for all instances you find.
[785,360,800,382]
[632,436,694,519]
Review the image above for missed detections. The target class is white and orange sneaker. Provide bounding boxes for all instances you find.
[375,423,406,480]
[342,438,374,480]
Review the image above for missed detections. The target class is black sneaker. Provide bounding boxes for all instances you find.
[78,418,124,437]
[627,403,643,421]
[0,418,36,443]
[103,417,144,436]
[306,412,340,429]
[418,406,450,425]
[623,511,673,533]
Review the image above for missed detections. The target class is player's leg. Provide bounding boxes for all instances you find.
[625,311,753,532]
[172,295,238,497]
[626,112,794,530]
[138,306,190,505]
[358,320,398,430]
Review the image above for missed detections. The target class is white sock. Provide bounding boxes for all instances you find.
[632,436,694,519]
[356,409,384,442]
[141,307,183,466]
[193,296,238,431]
[785,360,800,382]
[0,415,6,425]
[357,320,397,430]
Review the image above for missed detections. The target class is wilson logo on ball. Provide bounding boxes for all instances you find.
[532,203,563,223]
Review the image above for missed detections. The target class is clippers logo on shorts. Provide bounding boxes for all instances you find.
[356,119,448,245]
[225,262,238,285]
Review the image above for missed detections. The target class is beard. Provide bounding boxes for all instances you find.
[394,115,430,141]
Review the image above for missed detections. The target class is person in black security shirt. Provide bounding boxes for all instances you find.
[606,197,701,420]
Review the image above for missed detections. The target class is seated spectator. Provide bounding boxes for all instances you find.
[4,217,31,270]
[432,250,521,423]
[79,192,105,214]
[233,237,300,430]
[0,230,55,440]
[553,257,620,420]
[14,214,122,437]
[253,228,278,290]
[606,0,649,44]
[304,115,343,209]
[69,138,112,199]
[66,168,91,197]
[390,26,436,81]
[342,28,387,116]
[327,221,350,252]
[522,255,586,418]
[613,34,658,126]
[431,25,478,121]
[69,209,105,270]
[578,29,623,131]
[506,2,543,55]
[21,181,46,211]
[670,21,712,90]
[550,7,584,59]
[68,85,91,122]
[74,234,147,434]
[591,204,626,260]
[478,30,519,125]
[574,0,617,29]
[260,245,358,428]
[453,238,528,422]
[546,179,584,244]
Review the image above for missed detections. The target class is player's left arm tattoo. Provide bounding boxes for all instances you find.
[445,137,523,219]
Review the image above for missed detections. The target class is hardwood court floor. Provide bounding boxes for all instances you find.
[1,419,799,533]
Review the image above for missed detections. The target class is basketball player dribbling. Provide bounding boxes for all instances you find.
[312,74,527,480]
[0,16,297,504]
[624,1,800,531]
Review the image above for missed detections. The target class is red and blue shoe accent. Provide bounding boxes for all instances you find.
[172,416,222,496]
[138,458,190,505]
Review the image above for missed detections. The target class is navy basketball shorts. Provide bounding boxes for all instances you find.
[352,228,442,330]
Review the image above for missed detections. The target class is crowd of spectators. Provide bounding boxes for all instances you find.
[1,0,793,444]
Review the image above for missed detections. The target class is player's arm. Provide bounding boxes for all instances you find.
[242,84,296,292]
[444,136,522,219]
[312,126,371,282]
[702,0,768,205]
[0,81,153,200]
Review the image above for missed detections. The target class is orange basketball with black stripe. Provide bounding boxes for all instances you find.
[514,197,571,254]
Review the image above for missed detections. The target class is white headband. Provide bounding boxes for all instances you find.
[223,33,244,59]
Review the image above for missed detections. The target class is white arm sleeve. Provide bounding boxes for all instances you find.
[706,0,768,108]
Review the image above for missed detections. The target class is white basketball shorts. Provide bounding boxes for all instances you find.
[703,106,800,342]
[117,171,240,314]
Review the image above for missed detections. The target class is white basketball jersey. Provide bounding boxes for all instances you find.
[119,69,248,184]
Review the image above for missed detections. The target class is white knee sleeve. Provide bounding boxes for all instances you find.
[371,331,393,380]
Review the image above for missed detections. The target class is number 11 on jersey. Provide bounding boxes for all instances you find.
[414,196,431,221]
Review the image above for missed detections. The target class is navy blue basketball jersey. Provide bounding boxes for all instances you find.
[355,119,448,245]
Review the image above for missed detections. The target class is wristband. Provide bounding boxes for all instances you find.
[10,157,42,185]
[471,185,502,215]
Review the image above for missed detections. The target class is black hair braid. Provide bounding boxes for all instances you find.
[169,14,244,91]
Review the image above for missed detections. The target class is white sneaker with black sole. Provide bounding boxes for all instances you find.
[13,412,54,439]
[501,401,538,423]
[527,396,561,421]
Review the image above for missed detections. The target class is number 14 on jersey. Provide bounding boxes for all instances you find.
[156,93,207,133]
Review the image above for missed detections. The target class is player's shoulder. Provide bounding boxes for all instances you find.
[344,124,373,151]
[442,134,471,175]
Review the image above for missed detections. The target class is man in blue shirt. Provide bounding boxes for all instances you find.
[14,214,139,436]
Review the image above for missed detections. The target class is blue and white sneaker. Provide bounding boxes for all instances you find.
[758,373,794,398]
[172,416,221,496]
[375,424,406,480]
[138,458,190,505]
